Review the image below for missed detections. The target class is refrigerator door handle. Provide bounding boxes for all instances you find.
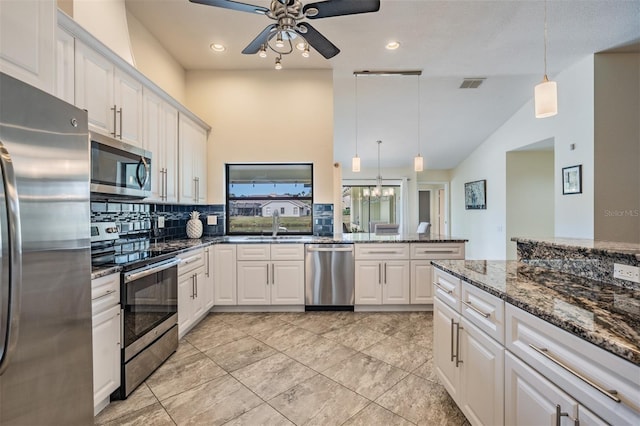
[0,141,23,376]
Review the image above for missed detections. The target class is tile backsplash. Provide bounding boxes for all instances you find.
[91,201,225,240]
[313,204,334,236]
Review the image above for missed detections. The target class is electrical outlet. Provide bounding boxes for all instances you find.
[613,263,640,283]
[157,216,165,229]
[207,215,217,225]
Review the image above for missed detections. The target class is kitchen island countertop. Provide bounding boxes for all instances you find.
[432,259,640,366]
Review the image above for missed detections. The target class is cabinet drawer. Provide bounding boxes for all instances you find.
[411,243,465,260]
[461,282,504,344]
[236,244,271,261]
[355,244,409,260]
[506,304,640,425]
[178,248,205,276]
[270,244,304,261]
[433,267,461,311]
[91,273,120,315]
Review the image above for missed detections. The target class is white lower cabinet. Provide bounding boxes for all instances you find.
[433,270,504,426]
[355,244,410,305]
[177,248,208,338]
[214,244,237,305]
[236,244,304,305]
[91,272,121,415]
[410,261,433,304]
[505,351,602,426]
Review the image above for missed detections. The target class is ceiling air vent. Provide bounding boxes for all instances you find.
[459,78,486,89]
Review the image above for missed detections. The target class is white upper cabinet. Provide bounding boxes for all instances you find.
[179,113,208,204]
[0,0,55,94]
[55,26,75,104]
[143,89,178,202]
[75,39,143,146]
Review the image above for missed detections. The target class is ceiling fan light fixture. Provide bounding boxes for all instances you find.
[275,32,285,48]
[386,41,400,50]
[275,57,283,70]
[296,42,306,51]
[258,45,267,58]
[302,46,310,58]
[209,43,226,52]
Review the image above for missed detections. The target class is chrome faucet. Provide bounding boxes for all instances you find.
[272,209,280,237]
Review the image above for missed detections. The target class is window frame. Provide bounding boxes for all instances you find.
[225,163,314,235]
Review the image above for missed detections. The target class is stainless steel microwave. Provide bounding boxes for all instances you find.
[90,132,152,199]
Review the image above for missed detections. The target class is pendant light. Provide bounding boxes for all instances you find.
[414,73,424,172]
[534,0,557,118]
[352,73,361,172]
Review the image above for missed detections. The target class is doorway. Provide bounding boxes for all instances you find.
[506,139,555,259]
[417,183,448,235]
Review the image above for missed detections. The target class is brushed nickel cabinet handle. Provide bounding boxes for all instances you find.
[111,105,117,136]
[529,344,621,403]
[462,300,490,318]
[117,107,123,139]
[450,318,455,362]
[378,263,382,284]
[555,405,569,426]
[455,322,463,367]
[434,282,453,295]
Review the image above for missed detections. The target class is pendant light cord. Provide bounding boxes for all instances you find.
[355,74,359,156]
[544,0,548,77]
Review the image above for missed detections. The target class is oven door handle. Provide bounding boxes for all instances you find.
[124,258,180,283]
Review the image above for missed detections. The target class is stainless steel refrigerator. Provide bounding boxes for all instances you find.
[0,72,94,424]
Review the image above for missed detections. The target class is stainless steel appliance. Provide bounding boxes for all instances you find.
[0,72,93,424]
[91,221,179,399]
[90,131,151,199]
[118,257,179,398]
[305,244,355,310]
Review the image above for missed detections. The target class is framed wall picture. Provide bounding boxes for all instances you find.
[562,165,582,195]
[465,179,486,209]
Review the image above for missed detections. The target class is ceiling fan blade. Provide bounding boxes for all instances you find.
[295,23,340,59]
[242,24,277,54]
[303,0,380,19]
[189,0,269,15]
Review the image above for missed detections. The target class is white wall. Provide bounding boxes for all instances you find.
[185,69,334,204]
[126,11,186,104]
[72,0,134,65]
[506,150,555,259]
[594,53,640,243]
[451,56,595,259]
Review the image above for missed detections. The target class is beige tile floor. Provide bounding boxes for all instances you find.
[95,311,469,426]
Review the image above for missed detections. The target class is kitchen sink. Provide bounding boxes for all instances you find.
[228,235,314,242]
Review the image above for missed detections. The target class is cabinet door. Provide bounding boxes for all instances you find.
[433,298,461,401]
[55,26,75,104]
[179,114,207,203]
[578,406,608,426]
[75,40,114,135]
[114,68,143,146]
[271,261,304,305]
[355,261,382,304]
[237,261,270,304]
[191,269,207,320]
[178,272,195,335]
[203,247,215,310]
[382,260,410,304]
[459,317,504,426]
[410,261,433,304]
[163,104,179,202]
[214,245,237,305]
[505,352,578,426]
[0,0,55,94]
[143,89,164,201]
[92,304,121,408]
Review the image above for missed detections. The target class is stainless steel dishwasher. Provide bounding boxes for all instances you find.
[305,244,355,310]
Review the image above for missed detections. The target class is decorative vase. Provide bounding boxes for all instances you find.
[186,211,203,239]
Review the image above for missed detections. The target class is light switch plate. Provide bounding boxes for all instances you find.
[207,215,217,225]
[613,263,640,283]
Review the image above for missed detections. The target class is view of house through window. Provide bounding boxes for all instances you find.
[226,164,313,235]
[342,185,400,233]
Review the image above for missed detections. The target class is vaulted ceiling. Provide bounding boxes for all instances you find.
[126,0,640,169]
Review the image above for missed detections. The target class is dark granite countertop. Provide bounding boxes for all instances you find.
[512,237,640,261]
[432,260,640,366]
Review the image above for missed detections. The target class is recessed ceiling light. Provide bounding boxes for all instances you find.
[386,41,400,50]
[210,43,226,52]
